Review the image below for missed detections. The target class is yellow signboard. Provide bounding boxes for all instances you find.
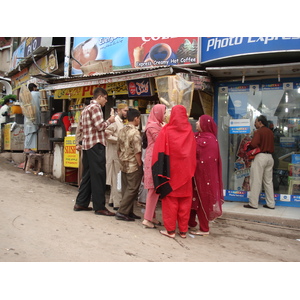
[64,136,79,168]
[11,68,31,91]
[3,124,11,150]
[54,81,128,99]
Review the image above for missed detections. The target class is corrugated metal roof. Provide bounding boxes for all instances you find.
[42,65,174,84]
[43,66,176,90]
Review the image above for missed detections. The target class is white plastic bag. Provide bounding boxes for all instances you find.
[117,171,122,192]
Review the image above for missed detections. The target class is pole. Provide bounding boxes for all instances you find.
[64,37,71,78]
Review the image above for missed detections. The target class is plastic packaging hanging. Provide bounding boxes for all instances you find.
[155,74,194,115]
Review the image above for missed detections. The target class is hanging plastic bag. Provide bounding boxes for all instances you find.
[117,171,122,192]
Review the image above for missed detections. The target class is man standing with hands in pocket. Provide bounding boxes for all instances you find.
[74,87,116,216]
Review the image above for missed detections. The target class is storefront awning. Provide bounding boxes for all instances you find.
[206,62,300,81]
[43,67,175,91]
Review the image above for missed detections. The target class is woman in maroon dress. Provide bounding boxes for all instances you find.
[152,105,196,238]
[189,115,223,235]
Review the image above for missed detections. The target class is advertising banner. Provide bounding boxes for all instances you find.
[10,40,26,71]
[71,37,199,75]
[54,81,128,99]
[25,37,42,57]
[29,50,58,76]
[229,119,251,134]
[127,78,154,97]
[64,136,79,168]
[11,68,30,90]
[201,37,300,63]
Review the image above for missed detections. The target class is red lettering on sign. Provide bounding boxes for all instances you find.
[129,82,136,95]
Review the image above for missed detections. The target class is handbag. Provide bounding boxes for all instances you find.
[142,130,148,149]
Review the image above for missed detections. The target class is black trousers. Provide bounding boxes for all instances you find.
[76,143,107,211]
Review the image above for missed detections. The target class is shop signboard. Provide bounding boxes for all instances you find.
[225,190,248,199]
[64,136,79,168]
[54,81,128,99]
[25,37,42,57]
[10,38,53,72]
[3,124,11,150]
[11,68,30,90]
[127,78,154,97]
[229,119,250,134]
[29,50,58,76]
[71,37,199,75]
[280,137,296,148]
[178,73,212,92]
[200,37,300,63]
[24,37,53,57]
[10,40,26,71]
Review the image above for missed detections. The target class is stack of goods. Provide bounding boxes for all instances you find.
[19,85,36,122]
[39,90,49,112]
[287,154,300,195]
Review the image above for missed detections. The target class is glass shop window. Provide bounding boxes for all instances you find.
[217,81,300,195]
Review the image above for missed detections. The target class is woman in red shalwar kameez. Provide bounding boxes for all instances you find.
[152,105,196,238]
[188,115,223,235]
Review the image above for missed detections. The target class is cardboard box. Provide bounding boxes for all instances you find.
[292,154,300,164]
[80,60,113,76]
[288,163,300,177]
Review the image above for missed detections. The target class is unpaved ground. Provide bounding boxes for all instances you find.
[1,156,300,262]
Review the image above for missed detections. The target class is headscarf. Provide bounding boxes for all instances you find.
[152,105,196,198]
[145,104,166,131]
[193,114,223,220]
[199,114,218,137]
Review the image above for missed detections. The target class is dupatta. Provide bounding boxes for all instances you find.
[152,105,196,198]
[193,115,223,220]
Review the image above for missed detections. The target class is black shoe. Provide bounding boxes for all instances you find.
[243,204,257,209]
[115,212,135,221]
[95,209,115,216]
[129,212,141,219]
[74,204,93,211]
[263,204,275,209]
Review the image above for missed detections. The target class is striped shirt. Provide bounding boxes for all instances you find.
[79,100,111,150]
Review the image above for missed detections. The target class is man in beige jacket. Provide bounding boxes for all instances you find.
[105,103,128,210]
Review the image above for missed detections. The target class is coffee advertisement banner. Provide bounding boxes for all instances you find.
[71,37,199,75]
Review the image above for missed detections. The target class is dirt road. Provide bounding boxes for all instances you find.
[1,156,300,262]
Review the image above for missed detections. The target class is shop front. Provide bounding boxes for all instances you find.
[201,37,300,207]
[215,78,300,207]
[44,66,212,185]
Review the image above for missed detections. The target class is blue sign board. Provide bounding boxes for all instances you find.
[127,78,154,97]
[201,37,300,63]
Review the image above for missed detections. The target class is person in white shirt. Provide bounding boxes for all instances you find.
[105,103,128,210]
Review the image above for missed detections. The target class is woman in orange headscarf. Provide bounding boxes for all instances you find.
[152,105,196,238]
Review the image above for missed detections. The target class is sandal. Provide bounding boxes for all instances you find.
[142,220,156,229]
[178,232,187,239]
[152,219,163,226]
[159,230,175,238]
[189,230,209,236]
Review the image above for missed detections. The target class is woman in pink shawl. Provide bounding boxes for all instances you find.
[189,115,223,235]
[142,104,166,229]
